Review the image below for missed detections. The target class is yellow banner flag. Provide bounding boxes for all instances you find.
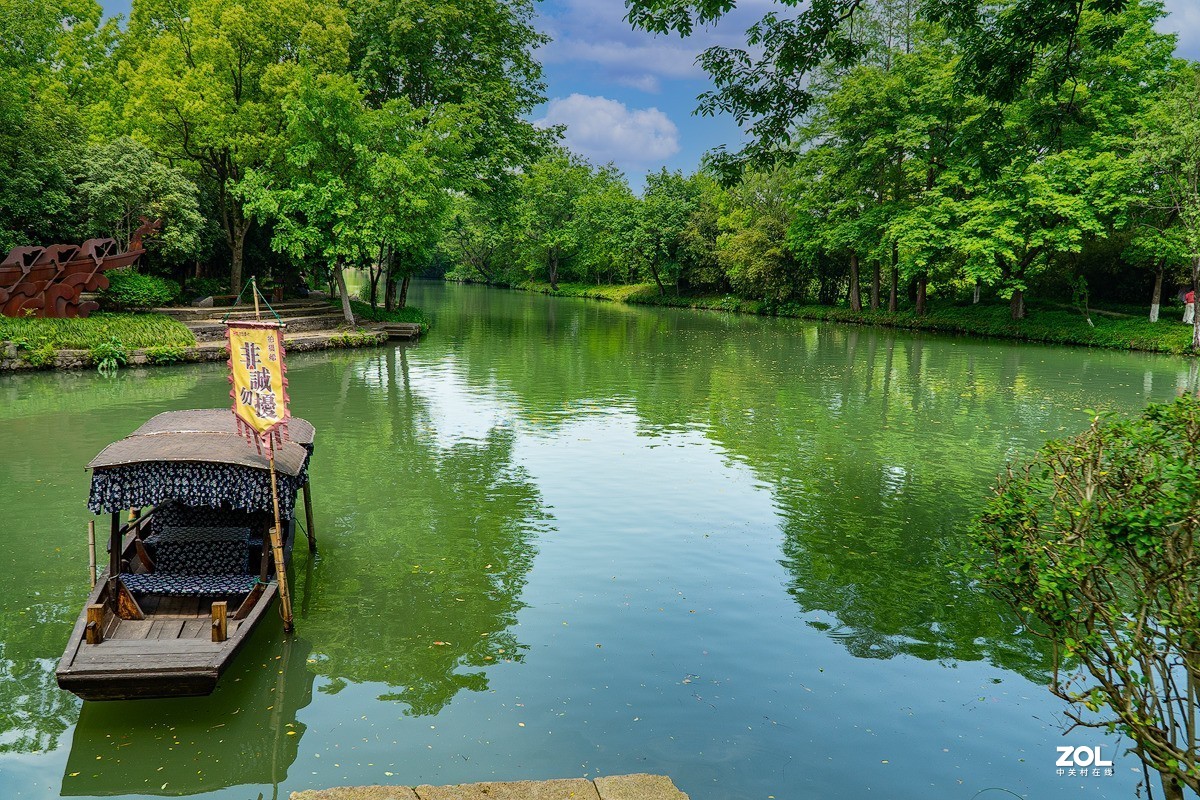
[226,321,289,441]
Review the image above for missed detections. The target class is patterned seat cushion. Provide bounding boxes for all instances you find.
[146,527,251,575]
[120,572,259,597]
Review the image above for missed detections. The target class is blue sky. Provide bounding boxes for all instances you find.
[99,0,1200,185]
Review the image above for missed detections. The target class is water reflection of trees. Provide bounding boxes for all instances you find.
[0,367,209,760]
[294,345,546,716]
[411,283,1199,682]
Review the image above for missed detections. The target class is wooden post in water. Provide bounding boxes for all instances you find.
[303,482,317,552]
[268,442,295,633]
[87,521,97,590]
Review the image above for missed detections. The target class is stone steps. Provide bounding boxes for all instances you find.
[188,313,351,342]
[157,301,334,322]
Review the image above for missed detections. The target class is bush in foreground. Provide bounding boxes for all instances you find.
[973,397,1200,799]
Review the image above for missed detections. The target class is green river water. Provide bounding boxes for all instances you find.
[1,280,1194,800]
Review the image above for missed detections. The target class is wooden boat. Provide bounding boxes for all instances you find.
[56,409,317,701]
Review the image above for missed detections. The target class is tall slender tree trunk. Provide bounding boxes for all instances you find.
[333,258,354,325]
[915,275,928,316]
[848,252,862,312]
[871,261,881,310]
[1192,255,1200,351]
[888,267,898,313]
[549,250,559,291]
[1149,262,1164,323]
[398,275,411,309]
[973,279,981,304]
[384,249,398,311]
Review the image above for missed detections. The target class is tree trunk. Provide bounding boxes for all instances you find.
[888,266,898,313]
[650,261,666,296]
[915,275,928,316]
[973,279,981,304]
[1159,772,1185,800]
[333,259,354,325]
[384,248,398,311]
[230,223,249,295]
[385,274,397,311]
[1010,287,1025,320]
[848,252,862,312]
[870,260,880,310]
[398,275,411,309]
[1192,255,1200,351]
[369,242,384,310]
[1150,262,1164,323]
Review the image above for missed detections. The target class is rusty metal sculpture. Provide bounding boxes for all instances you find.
[0,218,161,318]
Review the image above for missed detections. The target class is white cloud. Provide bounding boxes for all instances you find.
[1160,0,1200,59]
[534,94,680,165]
[536,0,774,91]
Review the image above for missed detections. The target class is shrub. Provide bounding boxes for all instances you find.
[100,269,181,310]
[145,344,191,364]
[972,398,1200,798]
[22,342,56,367]
[89,338,127,373]
[182,277,228,301]
[328,329,381,348]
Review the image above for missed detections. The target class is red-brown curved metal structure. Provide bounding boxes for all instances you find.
[0,219,161,318]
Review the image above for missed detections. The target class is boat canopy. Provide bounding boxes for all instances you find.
[86,409,315,518]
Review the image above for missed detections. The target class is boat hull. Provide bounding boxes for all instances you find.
[56,549,281,701]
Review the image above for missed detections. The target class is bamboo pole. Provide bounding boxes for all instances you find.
[87,521,96,590]
[268,441,295,633]
[303,482,317,552]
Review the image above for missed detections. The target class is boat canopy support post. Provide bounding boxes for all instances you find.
[107,512,120,605]
[268,442,295,633]
[303,481,317,553]
[87,521,96,590]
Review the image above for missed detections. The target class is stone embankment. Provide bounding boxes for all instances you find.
[290,774,688,800]
[0,299,392,371]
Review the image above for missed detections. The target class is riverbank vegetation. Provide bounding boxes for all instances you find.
[516,281,1198,354]
[0,314,195,360]
[4,0,548,324]
[435,1,1200,350]
[974,397,1200,799]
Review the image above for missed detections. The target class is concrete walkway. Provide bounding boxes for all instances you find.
[290,774,688,800]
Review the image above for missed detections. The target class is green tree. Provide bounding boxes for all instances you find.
[1136,64,1200,348]
[630,169,699,296]
[0,0,112,249]
[75,137,204,262]
[119,0,352,292]
[512,150,593,290]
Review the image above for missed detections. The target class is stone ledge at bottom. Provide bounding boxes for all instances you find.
[289,773,688,800]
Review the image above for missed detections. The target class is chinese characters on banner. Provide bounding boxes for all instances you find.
[226,321,289,446]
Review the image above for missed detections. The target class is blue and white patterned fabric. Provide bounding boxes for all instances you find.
[120,572,259,597]
[150,502,267,535]
[88,461,301,518]
[146,527,251,575]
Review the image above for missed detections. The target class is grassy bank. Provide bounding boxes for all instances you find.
[514,281,1195,355]
[348,300,429,330]
[0,312,195,350]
